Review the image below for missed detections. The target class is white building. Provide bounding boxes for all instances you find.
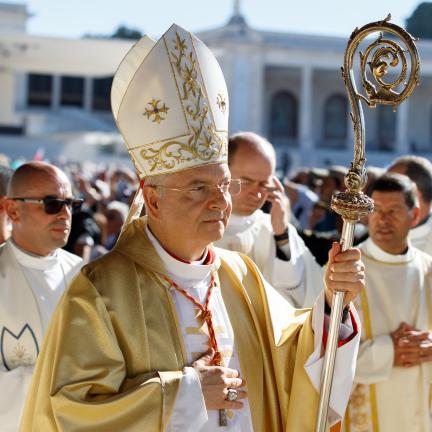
[1,1,432,170]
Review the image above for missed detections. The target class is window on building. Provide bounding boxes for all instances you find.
[377,105,396,151]
[270,91,298,147]
[27,73,53,107]
[323,94,347,147]
[92,77,113,111]
[61,76,84,107]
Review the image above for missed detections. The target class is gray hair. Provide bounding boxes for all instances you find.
[143,173,168,207]
[144,173,167,187]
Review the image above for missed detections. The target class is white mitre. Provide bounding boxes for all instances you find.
[111,23,229,179]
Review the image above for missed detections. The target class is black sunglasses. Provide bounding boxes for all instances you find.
[11,197,84,215]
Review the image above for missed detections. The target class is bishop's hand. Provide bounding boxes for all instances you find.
[192,349,247,410]
[324,242,365,307]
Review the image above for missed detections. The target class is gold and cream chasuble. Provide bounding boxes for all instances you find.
[21,217,359,431]
[344,238,432,432]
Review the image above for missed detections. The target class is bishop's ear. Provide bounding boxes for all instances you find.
[142,186,160,218]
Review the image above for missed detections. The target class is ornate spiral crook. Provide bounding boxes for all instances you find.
[316,17,420,432]
[332,14,420,221]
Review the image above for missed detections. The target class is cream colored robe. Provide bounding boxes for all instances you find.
[215,210,323,308]
[21,217,358,432]
[0,240,82,432]
[344,238,432,432]
[410,213,432,256]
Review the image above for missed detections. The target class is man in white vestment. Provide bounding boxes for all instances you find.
[0,162,83,431]
[215,132,323,307]
[22,25,364,432]
[344,173,432,432]
[388,155,432,255]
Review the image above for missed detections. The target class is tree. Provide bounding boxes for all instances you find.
[83,25,143,40]
[111,25,142,40]
[406,2,432,39]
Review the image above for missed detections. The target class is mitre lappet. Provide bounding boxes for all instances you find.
[111,23,229,224]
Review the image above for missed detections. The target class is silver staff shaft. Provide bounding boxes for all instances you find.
[315,221,355,432]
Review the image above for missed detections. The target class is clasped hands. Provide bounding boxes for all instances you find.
[391,322,432,367]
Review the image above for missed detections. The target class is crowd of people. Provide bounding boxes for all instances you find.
[1,143,432,432]
[0,23,431,432]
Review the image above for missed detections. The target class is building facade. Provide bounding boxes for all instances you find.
[1,2,432,169]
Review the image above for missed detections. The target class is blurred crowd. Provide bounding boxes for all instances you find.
[0,151,397,266]
[0,153,138,262]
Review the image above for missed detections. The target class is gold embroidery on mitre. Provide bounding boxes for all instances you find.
[217,93,227,114]
[143,98,170,124]
[140,31,227,173]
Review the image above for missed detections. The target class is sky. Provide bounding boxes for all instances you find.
[7,0,426,40]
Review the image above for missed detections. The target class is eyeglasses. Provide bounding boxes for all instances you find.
[150,179,242,202]
[11,197,84,215]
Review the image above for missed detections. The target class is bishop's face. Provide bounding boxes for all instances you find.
[368,190,418,254]
[151,163,232,259]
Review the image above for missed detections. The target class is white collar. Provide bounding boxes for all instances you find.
[362,237,415,264]
[145,224,219,283]
[8,239,60,271]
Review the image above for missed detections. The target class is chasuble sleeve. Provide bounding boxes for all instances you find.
[19,272,182,432]
[230,253,360,430]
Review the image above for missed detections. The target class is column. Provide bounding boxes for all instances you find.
[299,66,313,163]
[230,52,250,133]
[83,77,93,112]
[248,54,265,135]
[0,70,19,126]
[395,98,409,154]
[52,75,61,111]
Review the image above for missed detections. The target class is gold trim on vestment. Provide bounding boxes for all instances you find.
[345,286,380,432]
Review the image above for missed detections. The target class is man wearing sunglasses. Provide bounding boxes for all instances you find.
[0,161,83,432]
[216,132,324,308]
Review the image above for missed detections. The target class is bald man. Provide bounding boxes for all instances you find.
[215,132,323,308]
[0,162,83,431]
